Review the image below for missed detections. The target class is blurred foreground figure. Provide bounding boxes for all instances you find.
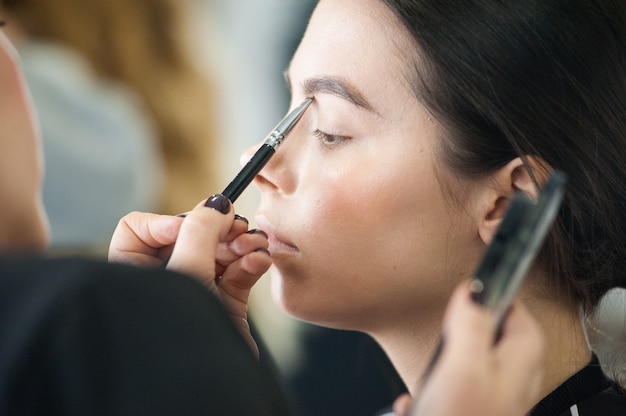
[2,0,220,255]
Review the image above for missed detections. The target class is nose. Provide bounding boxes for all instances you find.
[239,143,259,169]
[240,130,300,196]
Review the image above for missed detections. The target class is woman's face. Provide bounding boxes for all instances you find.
[249,0,484,331]
[0,29,49,252]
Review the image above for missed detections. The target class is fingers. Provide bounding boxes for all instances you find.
[410,280,546,416]
[109,212,184,266]
[220,230,270,298]
[218,249,272,306]
[216,228,272,313]
[495,301,546,407]
[441,282,497,359]
[497,301,545,362]
[110,195,272,317]
[166,195,234,286]
[166,195,272,290]
[215,229,269,275]
[442,283,544,383]
[224,214,250,241]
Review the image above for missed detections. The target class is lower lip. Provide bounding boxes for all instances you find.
[267,234,299,255]
[256,216,299,254]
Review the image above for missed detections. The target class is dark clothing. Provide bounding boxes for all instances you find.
[0,256,293,416]
[374,354,626,416]
[287,326,406,416]
[531,354,626,415]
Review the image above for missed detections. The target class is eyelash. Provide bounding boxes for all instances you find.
[312,129,349,146]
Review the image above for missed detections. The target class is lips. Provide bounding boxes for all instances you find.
[255,214,299,254]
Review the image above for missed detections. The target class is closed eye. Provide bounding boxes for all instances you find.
[312,129,349,146]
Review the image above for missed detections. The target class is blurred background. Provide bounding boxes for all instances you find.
[1,0,623,414]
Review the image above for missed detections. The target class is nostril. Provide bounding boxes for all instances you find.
[253,170,275,190]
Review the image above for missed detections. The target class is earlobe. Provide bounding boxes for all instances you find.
[477,157,548,245]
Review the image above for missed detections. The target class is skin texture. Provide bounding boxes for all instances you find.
[0,30,48,252]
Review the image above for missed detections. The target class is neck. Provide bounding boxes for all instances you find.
[368,287,591,401]
[521,288,592,403]
[368,308,445,395]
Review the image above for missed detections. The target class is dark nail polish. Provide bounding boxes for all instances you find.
[254,248,271,256]
[204,194,230,214]
[247,229,268,239]
[235,214,249,224]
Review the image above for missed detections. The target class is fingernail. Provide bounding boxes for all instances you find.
[235,214,249,224]
[204,194,230,214]
[254,248,271,256]
[247,229,268,239]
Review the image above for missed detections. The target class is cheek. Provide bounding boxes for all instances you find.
[300,159,392,254]
[302,144,439,253]
[270,163,399,317]
[275,153,462,324]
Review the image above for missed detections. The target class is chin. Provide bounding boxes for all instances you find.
[269,267,301,315]
[269,268,321,324]
[269,270,358,331]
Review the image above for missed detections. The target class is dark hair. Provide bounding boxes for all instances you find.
[382,0,626,313]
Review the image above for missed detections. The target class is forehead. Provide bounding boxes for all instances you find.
[288,0,418,110]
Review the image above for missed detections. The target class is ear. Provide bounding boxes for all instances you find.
[477,157,544,245]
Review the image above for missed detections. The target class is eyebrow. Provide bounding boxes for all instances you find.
[284,71,376,113]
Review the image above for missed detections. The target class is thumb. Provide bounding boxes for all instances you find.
[108,212,183,266]
[167,194,234,285]
[442,281,497,357]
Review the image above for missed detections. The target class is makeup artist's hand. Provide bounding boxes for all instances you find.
[393,282,545,416]
[109,194,271,356]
